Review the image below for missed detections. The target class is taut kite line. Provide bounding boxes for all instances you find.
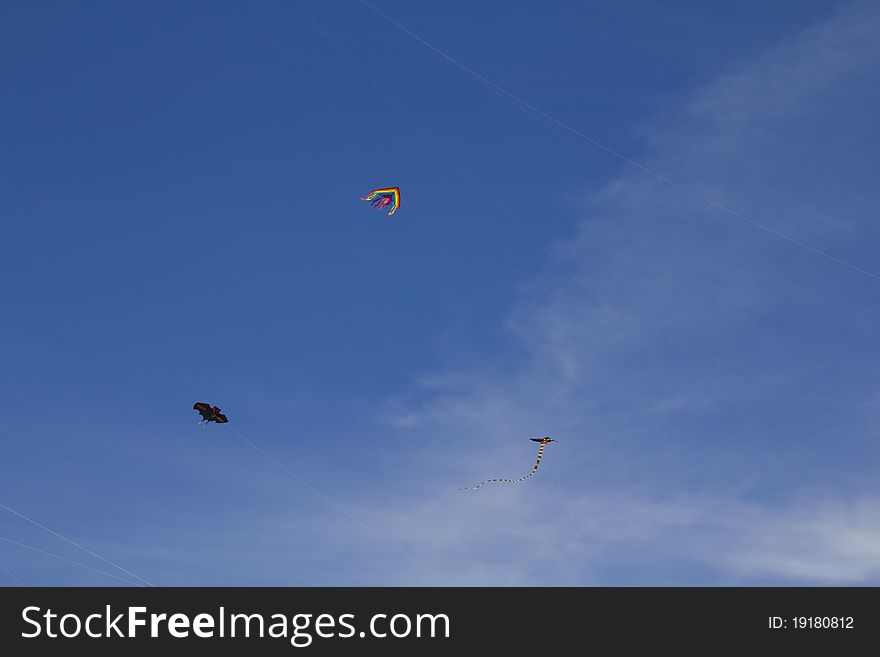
[361,187,400,216]
[459,437,556,491]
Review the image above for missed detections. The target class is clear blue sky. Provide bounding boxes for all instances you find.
[2,0,879,585]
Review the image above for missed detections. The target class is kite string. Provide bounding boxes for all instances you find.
[301,2,877,360]
[292,0,571,273]
[0,426,304,584]
[345,1,880,364]
[406,100,880,347]
[224,425,447,584]
[357,0,880,283]
[0,536,143,586]
[551,461,597,586]
[0,502,154,587]
[3,419,443,585]
[295,0,753,388]
[0,558,24,586]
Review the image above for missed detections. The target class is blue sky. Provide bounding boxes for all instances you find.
[2,0,879,585]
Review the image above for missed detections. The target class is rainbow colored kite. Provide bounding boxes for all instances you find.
[361,187,401,216]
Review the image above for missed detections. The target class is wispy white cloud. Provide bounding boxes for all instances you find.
[354,1,880,585]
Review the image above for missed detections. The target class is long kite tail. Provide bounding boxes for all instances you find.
[459,445,546,491]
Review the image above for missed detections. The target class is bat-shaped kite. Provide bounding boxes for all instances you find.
[459,437,557,491]
[193,402,229,425]
[361,187,400,216]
